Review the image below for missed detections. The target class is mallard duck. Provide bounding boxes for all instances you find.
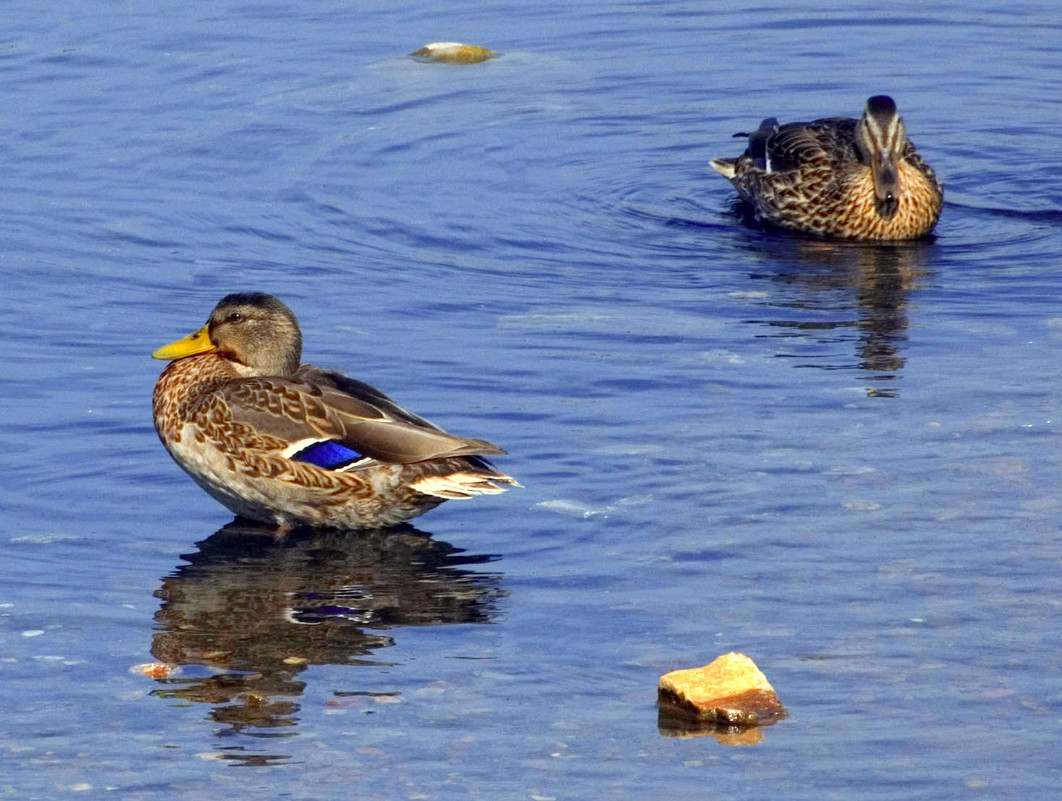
[152,292,517,532]
[710,95,942,240]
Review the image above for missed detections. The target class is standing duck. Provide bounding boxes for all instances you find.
[152,292,517,532]
[710,95,942,240]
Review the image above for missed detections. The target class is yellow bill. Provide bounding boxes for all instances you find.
[152,324,216,360]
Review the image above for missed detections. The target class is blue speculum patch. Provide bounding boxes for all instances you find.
[292,440,363,470]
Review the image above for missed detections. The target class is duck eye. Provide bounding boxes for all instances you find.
[226,312,244,324]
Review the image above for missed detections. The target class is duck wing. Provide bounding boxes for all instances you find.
[763,117,858,173]
[216,370,505,467]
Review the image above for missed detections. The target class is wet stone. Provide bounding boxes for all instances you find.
[657,652,787,728]
[409,42,499,65]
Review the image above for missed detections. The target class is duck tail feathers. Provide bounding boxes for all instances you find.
[709,158,737,179]
[410,470,520,500]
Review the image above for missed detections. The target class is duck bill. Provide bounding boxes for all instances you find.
[872,153,900,219]
[152,324,217,360]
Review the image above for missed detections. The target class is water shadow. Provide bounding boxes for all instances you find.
[736,218,936,397]
[146,520,504,760]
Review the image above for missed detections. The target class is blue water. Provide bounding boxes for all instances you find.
[3,0,1062,797]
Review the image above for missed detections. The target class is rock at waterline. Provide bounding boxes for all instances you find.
[658,652,786,727]
[409,42,499,65]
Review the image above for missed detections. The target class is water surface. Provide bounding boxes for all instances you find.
[2,1,1062,798]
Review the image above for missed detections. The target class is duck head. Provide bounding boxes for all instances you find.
[153,292,303,376]
[855,95,907,220]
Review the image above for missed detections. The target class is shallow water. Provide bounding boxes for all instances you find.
[3,0,1062,798]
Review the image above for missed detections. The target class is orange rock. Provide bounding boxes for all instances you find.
[130,662,173,679]
[409,42,499,65]
[658,652,786,727]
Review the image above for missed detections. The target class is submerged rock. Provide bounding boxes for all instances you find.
[409,42,499,65]
[130,662,174,679]
[657,652,786,728]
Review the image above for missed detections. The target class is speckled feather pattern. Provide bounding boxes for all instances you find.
[153,352,514,529]
[716,115,942,240]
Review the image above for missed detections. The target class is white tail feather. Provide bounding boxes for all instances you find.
[410,472,519,500]
[709,158,736,179]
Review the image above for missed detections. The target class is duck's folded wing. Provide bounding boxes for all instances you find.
[218,377,506,466]
[298,367,446,431]
[765,118,855,173]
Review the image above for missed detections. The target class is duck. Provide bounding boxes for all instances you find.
[709,95,942,240]
[152,292,518,532]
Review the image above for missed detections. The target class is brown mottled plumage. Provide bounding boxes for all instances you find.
[152,293,517,532]
[710,96,942,240]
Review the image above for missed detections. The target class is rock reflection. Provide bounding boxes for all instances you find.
[657,714,772,746]
[148,521,503,745]
[739,225,935,397]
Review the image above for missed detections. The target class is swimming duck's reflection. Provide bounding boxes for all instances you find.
[738,223,935,397]
[148,521,503,740]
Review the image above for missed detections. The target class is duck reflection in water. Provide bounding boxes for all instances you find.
[147,520,503,748]
[735,221,935,397]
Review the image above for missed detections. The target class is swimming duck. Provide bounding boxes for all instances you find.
[710,95,942,240]
[152,292,517,532]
